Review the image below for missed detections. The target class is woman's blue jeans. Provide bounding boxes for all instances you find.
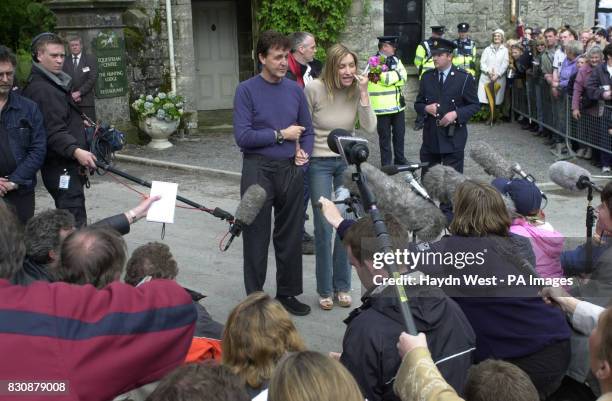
[308,157,351,297]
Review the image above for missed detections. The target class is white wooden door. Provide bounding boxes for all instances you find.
[193,1,239,110]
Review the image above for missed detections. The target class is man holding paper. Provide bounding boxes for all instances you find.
[233,31,314,316]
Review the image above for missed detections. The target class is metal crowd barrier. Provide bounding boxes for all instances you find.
[512,78,612,155]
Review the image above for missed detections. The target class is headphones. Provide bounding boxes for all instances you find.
[30,32,62,62]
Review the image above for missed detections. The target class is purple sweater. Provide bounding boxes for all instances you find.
[233,75,314,159]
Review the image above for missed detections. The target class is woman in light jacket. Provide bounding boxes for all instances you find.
[478,29,510,105]
[304,44,376,310]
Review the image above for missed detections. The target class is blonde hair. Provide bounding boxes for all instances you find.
[450,180,512,237]
[320,43,359,99]
[268,351,363,401]
[222,292,305,389]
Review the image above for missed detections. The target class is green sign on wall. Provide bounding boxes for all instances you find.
[94,30,128,98]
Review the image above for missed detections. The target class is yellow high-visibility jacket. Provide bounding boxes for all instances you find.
[453,38,477,76]
[414,38,435,79]
[368,54,407,115]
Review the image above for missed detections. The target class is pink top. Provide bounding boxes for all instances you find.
[510,218,565,279]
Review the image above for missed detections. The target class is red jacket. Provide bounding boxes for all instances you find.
[287,52,305,88]
[0,279,196,401]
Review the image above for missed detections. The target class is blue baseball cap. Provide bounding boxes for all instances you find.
[491,178,542,216]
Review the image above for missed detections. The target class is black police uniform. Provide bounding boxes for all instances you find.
[414,40,479,175]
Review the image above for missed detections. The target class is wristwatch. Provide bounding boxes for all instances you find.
[275,130,285,144]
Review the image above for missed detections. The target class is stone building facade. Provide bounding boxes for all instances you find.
[47,0,597,131]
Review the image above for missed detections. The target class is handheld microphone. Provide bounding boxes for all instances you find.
[511,163,535,182]
[346,162,446,240]
[469,141,515,179]
[401,172,433,202]
[511,162,547,200]
[224,184,267,250]
[422,164,468,204]
[549,161,602,192]
[381,163,429,175]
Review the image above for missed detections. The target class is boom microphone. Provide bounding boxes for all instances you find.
[224,184,267,250]
[469,141,514,179]
[349,163,446,241]
[422,164,468,204]
[549,161,602,192]
[381,163,429,175]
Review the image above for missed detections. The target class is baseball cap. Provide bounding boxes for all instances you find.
[491,178,542,216]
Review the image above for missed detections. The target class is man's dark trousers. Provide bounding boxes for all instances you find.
[377,110,406,166]
[4,190,35,225]
[241,154,303,296]
[420,149,464,223]
[41,162,87,227]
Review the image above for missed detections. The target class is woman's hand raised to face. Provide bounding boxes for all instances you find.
[354,74,369,94]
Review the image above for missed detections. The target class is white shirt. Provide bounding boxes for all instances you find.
[572,301,605,335]
[553,48,566,70]
[72,53,82,67]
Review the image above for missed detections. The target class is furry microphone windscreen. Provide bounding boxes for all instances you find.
[235,184,267,224]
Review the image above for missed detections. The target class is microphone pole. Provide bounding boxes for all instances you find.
[586,185,595,274]
[352,163,418,335]
[95,161,234,222]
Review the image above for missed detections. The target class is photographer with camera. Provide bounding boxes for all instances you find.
[23,33,97,228]
[0,45,46,225]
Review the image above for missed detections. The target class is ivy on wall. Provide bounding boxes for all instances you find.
[256,0,353,60]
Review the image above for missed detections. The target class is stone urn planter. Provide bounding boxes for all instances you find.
[139,118,179,149]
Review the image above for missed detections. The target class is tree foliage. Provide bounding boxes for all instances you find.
[256,0,353,60]
[0,0,56,51]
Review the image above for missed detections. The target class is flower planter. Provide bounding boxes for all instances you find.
[139,117,179,149]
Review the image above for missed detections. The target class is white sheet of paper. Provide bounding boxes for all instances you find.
[146,181,178,224]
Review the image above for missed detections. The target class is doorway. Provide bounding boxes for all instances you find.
[192,1,240,110]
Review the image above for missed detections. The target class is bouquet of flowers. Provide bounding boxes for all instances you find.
[131,91,184,122]
[367,55,389,84]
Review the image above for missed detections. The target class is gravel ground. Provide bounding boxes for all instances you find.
[120,119,600,183]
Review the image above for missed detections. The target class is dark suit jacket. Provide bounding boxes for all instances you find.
[62,52,97,107]
[414,66,479,154]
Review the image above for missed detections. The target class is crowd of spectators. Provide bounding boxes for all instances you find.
[497,23,612,170]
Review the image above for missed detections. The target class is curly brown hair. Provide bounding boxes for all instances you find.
[222,292,305,390]
[124,242,178,286]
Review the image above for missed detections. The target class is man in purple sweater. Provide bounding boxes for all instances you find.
[233,31,314,316]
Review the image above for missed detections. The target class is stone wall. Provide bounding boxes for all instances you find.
[124,1,168,97]
[424,0,596,48]
[339,0,384,66]
[125,0,198,131]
